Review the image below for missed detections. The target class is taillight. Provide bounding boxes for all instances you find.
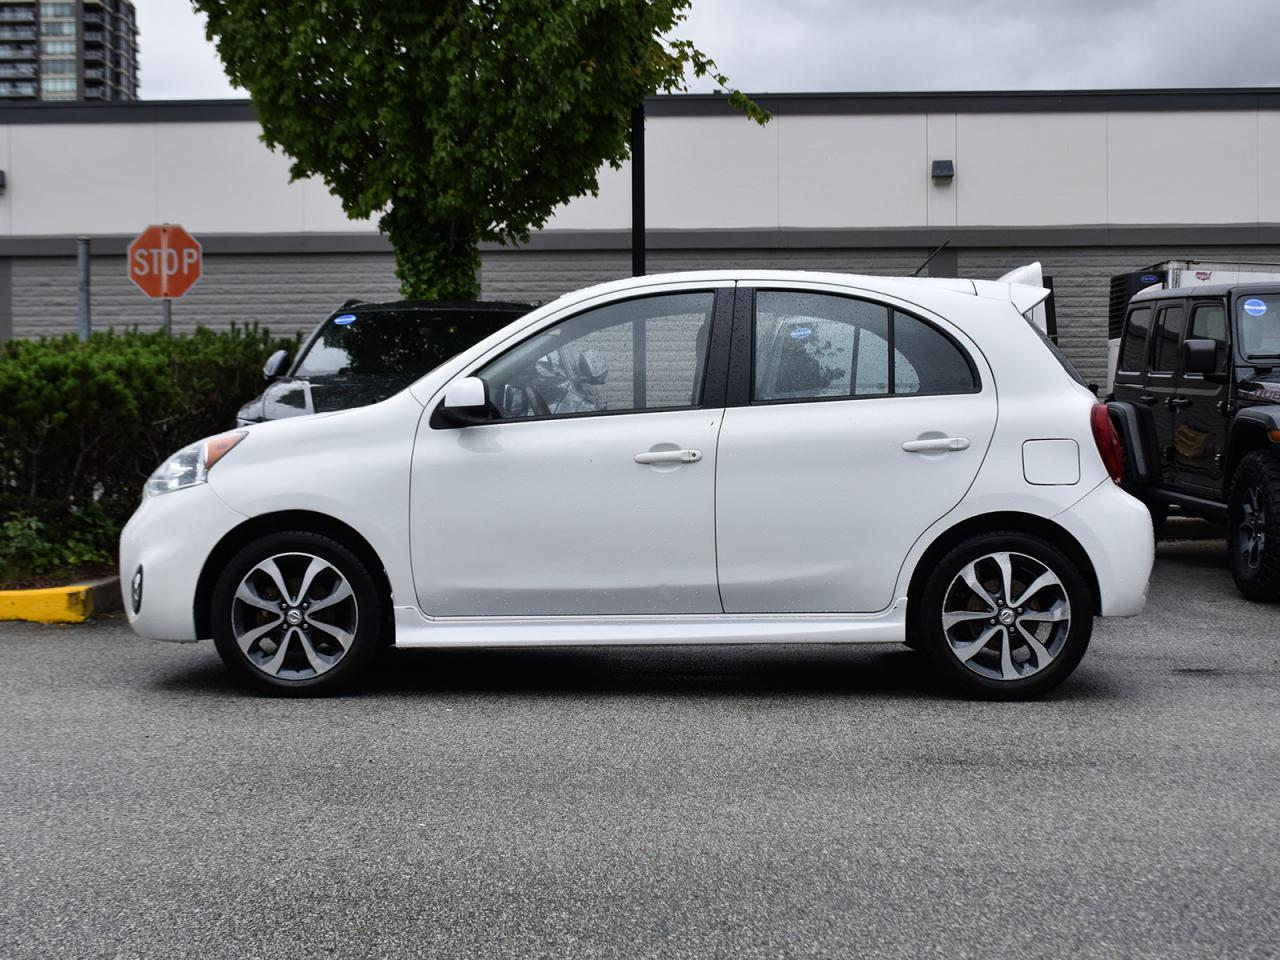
[1090,403,1124,485]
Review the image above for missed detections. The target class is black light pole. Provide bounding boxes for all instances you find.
[630,101,645,277]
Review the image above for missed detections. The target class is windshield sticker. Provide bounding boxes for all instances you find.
[789,327,812,340]
[334,314,357,325]
[1243,298,1268,317]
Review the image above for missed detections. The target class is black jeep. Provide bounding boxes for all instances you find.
[236,299,534,426]
[1109,284,1280,600]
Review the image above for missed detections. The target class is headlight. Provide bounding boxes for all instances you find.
[145,431,247,497]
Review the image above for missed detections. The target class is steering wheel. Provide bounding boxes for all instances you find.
[501,382,552,417]
[526,384,552,416]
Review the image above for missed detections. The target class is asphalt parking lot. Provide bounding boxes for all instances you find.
[2,536,1278,960]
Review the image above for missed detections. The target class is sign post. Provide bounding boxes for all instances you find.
[127,224,203,332]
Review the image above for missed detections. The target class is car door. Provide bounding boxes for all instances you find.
[714,286,997,614]
[1173,298,1231,492]
[410,287,731,617]
[1144,300,1187,483]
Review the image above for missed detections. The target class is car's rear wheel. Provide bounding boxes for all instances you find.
[914,531,1093,700]
[1228,451,1280,602]
[210,531,384,696]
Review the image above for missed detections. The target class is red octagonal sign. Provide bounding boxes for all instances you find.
[128,224,203,299]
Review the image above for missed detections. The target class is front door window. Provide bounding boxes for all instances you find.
[478,292,715,419]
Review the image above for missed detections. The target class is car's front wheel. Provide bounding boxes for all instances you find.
[210,531,385,696]
[914,532,1093,700]
[1228,451,1280,602]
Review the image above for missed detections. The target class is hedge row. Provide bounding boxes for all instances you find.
[0,326,296,576]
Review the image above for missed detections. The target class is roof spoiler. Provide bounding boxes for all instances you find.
[998,262,1052,332]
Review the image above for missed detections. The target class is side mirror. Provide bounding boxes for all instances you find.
[262,349,291,381]
[436,376,492,427]
[1182,338,1220,376]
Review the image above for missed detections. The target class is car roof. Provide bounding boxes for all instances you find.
[1131,283,1280,301]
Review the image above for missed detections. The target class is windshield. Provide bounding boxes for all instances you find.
[293,307,525,411]
[1237,294,1280,359]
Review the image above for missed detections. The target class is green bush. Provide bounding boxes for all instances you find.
[0,326,297,577]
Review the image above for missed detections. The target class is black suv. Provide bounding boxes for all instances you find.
[236,299,534,425]
[1109,284,1280,600]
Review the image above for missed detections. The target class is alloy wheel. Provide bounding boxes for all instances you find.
[230,552,359,680]
[941,551,1071,682]
[1238,485,1266,570]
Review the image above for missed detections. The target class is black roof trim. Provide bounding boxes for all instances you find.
[0,100,259,124]
[6,88,1280,124]
[644,88,1280,116]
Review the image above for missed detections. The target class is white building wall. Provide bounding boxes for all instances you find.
[2,103,1280,238]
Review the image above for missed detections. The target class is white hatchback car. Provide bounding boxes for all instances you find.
[121,270,1153,699]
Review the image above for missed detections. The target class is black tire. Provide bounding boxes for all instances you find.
[1146,500,1169,544]
[210,530,385,696]
[912,531,1093,701]
[1228,451,1280,602]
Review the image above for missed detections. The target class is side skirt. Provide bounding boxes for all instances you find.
[391,598,909,648]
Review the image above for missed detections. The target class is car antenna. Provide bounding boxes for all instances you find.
[912,239,951,277]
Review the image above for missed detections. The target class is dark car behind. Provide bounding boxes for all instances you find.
[236,299,534,426]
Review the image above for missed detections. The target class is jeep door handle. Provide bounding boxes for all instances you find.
[634,449,702,464]
[1137,395,1159,405]
[902,437,970,453]
[1167,397,1193,410]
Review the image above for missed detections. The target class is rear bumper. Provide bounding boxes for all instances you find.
[1054,480,1154,617]
[119,483,247,642]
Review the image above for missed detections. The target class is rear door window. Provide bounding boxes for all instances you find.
[752,291,976,402]
[1149,304,1186,375]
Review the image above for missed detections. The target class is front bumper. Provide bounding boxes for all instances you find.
[119,483,247,642]
[1053,479,1154,617]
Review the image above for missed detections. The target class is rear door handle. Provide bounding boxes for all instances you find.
[1138,394,1159,405]
[634,449,702,464]
[902,437,970,453]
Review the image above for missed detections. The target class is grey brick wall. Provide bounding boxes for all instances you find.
[9,253,403,339]
[10,243,1280,388]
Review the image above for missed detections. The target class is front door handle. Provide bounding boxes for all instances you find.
[1167,397,1193,410]
[902,437,970,453]
[634,449,702,465]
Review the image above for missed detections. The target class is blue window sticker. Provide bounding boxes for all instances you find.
[789,326,812,340]
[334,313,357,325]
[1140,274,1159,283]
[1243,298,1268,317]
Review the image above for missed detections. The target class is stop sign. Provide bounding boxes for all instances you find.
[127,224,203,299]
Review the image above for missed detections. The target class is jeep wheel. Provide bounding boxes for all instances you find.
[1228,451,1280,602]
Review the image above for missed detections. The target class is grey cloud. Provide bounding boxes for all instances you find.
[137,0,1280,101]
[681,0,1280,91]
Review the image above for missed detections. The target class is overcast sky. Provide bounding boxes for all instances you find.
[137,0,1280,101]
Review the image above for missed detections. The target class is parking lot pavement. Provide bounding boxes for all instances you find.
[1,539,1277,960]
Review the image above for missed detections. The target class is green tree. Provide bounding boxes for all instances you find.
[194,1,768,300]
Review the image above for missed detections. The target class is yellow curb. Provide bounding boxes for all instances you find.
[0,577,121,624]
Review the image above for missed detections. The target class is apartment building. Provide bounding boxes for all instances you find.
[0,0,137,101]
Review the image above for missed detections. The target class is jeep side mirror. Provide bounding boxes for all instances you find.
[436,376,493,427]
[262,349,291,382]
[1182,339,1219,376]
